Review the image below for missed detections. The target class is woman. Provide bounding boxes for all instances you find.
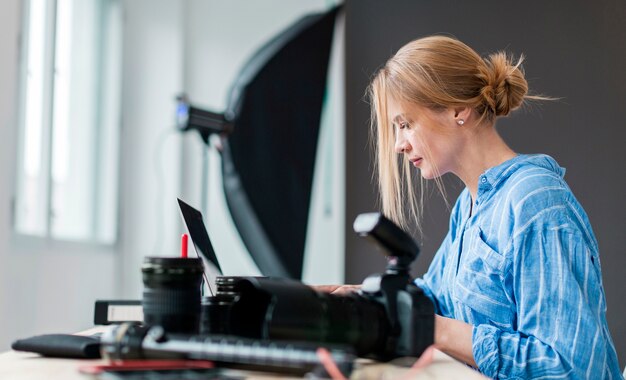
[331,36,621,378]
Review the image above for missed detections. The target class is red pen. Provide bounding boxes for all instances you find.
[181,233,188,258]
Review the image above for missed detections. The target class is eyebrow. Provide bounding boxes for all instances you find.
[392,114,407,124]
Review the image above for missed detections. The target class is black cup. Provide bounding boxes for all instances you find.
[142,257,204,334]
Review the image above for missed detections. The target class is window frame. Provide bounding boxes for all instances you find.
[13,0,122,247]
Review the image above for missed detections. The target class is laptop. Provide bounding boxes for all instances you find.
[177,198,223,294]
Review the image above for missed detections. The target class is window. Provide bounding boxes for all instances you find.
[14,0,122,244]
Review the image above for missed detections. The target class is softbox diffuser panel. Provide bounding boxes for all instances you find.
[222,7,340,279]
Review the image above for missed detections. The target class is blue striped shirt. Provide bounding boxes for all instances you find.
[415,154,622,379]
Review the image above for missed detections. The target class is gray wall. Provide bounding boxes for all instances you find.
[344,0,626,366]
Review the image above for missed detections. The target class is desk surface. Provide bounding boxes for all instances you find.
[0,328,487,380]
[0,350,486,379]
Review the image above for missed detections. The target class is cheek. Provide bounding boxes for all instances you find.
[407,130,426,151]
[421,136,455,175]
[408,136,423,151]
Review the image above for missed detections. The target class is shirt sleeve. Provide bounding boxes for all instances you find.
[472,222,614,378]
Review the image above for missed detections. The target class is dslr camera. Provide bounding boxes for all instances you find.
[203,213,434,360]
[101,213,434,370]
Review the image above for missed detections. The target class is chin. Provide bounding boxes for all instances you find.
[420,170,435,180]
[419,170,435,180]
[419,167,442,180]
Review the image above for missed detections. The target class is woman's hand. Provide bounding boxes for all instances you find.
[312,284,362,295]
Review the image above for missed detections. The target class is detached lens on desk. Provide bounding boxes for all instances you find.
[141,257,204,334]
[200,295,233,335]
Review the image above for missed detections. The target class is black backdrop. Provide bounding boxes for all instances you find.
[343,0,626,366]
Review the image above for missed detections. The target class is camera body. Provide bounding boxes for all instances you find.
[358,268,434,359]
[203,273,433,360]
[101,212,434,369]
[201,213,434,360]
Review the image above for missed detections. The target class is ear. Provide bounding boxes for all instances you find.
[452,107,472,126]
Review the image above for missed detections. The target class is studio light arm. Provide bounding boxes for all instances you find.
[176,94,233,144]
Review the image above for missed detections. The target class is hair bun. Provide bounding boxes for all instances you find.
[478,52,528,117]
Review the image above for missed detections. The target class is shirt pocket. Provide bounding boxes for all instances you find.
[453,226,514,328]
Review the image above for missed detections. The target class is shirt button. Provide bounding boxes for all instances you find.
[481,177,487,183]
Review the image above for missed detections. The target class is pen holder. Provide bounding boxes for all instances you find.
[141,257,204,334]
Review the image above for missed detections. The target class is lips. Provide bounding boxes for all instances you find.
[409,157,423,167]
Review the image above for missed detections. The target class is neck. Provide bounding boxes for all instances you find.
[453,125,516,203]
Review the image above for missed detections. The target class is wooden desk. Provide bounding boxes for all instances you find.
[0,328,486,379]
[0,349,486,379]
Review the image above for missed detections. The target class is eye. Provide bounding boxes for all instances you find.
[398,121,409,130]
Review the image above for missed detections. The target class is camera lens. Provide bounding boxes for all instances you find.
[142,257,204,334]
[218,277,390,357]
[200,293,236,335]
[265,286,389,356]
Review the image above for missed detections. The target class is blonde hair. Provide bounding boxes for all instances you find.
[368,35,540,230]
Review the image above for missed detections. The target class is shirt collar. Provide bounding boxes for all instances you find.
[476,154,566,199]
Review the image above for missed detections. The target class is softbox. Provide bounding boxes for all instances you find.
[221,6,341,279]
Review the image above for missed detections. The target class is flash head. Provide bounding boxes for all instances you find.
[353,213,419,270]
[176,94,233,143]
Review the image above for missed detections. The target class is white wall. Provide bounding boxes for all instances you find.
[0,0,118,351]
[117,0,186,299]
[0,0,21,351]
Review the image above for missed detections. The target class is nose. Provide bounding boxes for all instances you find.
[395,134,410,154]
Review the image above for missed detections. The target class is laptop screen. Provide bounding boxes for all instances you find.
[177,198,223,278]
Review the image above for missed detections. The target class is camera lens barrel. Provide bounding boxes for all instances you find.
[204,277,390,357]
[264,286,389,356]
[200,293,235,335]
[142,257,204,334]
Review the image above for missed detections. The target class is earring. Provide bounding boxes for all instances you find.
[457,119,465,126]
